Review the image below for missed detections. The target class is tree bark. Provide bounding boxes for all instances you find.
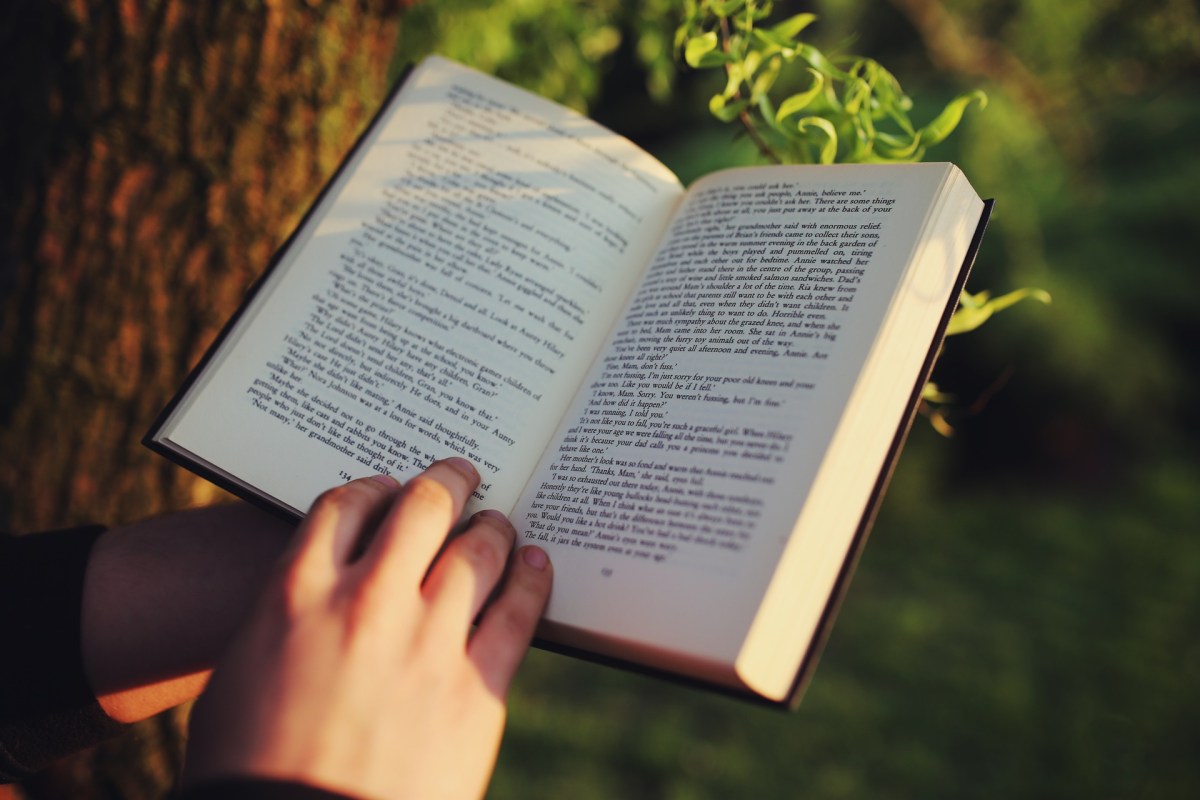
[0,1,410,796]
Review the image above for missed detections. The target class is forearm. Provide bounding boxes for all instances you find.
[81,503,293,723]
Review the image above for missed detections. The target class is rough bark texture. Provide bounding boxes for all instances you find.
[0,1,409,796]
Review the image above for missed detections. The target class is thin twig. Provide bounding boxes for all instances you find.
[718,13,782,164]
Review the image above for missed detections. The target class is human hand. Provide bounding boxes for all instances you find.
[182,458,552,799]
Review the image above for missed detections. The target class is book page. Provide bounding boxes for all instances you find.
[510,163,961,680]
[158,56,682,515]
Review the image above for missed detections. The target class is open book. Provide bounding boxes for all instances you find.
[146,55,990,706]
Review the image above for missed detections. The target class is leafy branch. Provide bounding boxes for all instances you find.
[678,0,987,165]
[676,0,1050,433]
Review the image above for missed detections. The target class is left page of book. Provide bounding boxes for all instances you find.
[151,56,683,516]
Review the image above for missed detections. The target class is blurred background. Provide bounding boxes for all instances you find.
[2,1,1197,797]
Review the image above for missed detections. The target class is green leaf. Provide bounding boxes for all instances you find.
[925,405,956,437]
[684,31,720,68]
[756,95,793,143]
[750,28,796,54]
[842,76,871,115]
[921,381,955,404]
[796,116,838,163]
[843,124,875,163]
[918,89,988,147]
[710,94,749,122]
[873,129,923,160]
[742,50,763,79]
[748,1,773,22]
[880,102,917,136]
[946,287,1051,336]
[750,55,782,102]
[769,12,817,40]
[868,64,908,112]
[721,61,745,99]
[775,69,824,121]
[792,42,849,80]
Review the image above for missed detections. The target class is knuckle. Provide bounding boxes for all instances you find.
[275,561,320,620]
[488,600,533,643]
[311,482,374,515]
[454,531,506,576]
[402,475,454,512]
[340,576,383,632]
[506,565,551,615]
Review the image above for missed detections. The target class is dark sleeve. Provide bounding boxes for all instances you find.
[0,526,127,783]
[179,778,358,799]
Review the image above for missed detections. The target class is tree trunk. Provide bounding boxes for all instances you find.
[0,1,410,796]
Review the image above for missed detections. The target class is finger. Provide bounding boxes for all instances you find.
[354,458,479,590]
[467,546,552,698]
[420,510,516,635]
[285,475,401,589]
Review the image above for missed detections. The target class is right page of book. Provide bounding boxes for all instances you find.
[510,163,983,696]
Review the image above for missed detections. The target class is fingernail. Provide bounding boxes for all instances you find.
[474,508,513,529]
[441,456,479,482]
[521,546,549,571]
[369,474,400,488]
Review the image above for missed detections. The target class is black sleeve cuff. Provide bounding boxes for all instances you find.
[0,526,127,782]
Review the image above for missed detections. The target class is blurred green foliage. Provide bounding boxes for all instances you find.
[390,1,1200,797]
[390,0,682,109]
